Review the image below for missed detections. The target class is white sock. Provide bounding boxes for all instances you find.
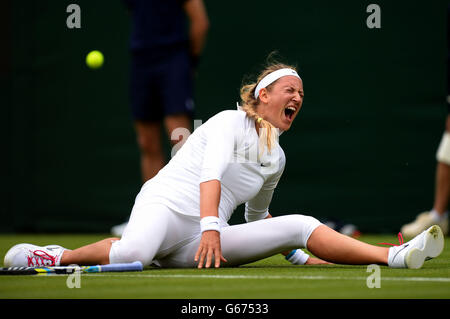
[387,247,394,267]
[56,249,67,266]
[430,209,448,223]
[387,245,407,268]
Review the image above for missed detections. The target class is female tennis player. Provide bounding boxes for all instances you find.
[4,62,444,270]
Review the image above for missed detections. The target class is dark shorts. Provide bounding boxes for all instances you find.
[129,48,194,122]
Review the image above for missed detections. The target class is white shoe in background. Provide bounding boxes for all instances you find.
[111,221,128,237]
[401,211,448,237]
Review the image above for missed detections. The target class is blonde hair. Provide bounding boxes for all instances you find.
[240,61,298,155]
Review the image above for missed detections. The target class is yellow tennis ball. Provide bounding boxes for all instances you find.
[86,50,104,69]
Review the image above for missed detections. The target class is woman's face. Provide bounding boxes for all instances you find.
[257,75,304,131]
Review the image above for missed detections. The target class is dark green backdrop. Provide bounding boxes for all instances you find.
[3,0,447,233]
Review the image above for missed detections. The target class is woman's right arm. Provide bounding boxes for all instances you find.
[195,112,242,268]
[194,180,227,269]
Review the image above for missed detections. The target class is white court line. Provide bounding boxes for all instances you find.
[77,274,450,283]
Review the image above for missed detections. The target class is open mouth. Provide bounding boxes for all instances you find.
[284,106,296,121]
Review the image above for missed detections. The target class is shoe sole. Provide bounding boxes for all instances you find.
[405,225,444,269]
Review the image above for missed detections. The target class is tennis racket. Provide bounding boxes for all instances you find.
[0,261,143,275]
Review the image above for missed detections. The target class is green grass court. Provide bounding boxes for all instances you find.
[0,233,449,299]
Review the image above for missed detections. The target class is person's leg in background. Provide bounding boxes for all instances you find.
[433,114,450,221]
[135,121,165,183]
[135,113,192,183]
[401,116,450,237]
[135,114,192,183]
[165,113,192,155]
[433,162,450,221]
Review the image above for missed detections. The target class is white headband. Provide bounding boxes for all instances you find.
[254,68,301,99]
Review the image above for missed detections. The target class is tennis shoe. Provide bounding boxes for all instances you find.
[3,243,67,268]
[388,225,444,269]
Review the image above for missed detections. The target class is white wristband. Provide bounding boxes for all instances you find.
[285,249,310,265]
[200,216,221,233]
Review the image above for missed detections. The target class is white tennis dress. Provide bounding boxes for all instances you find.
[109,109,321,267]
